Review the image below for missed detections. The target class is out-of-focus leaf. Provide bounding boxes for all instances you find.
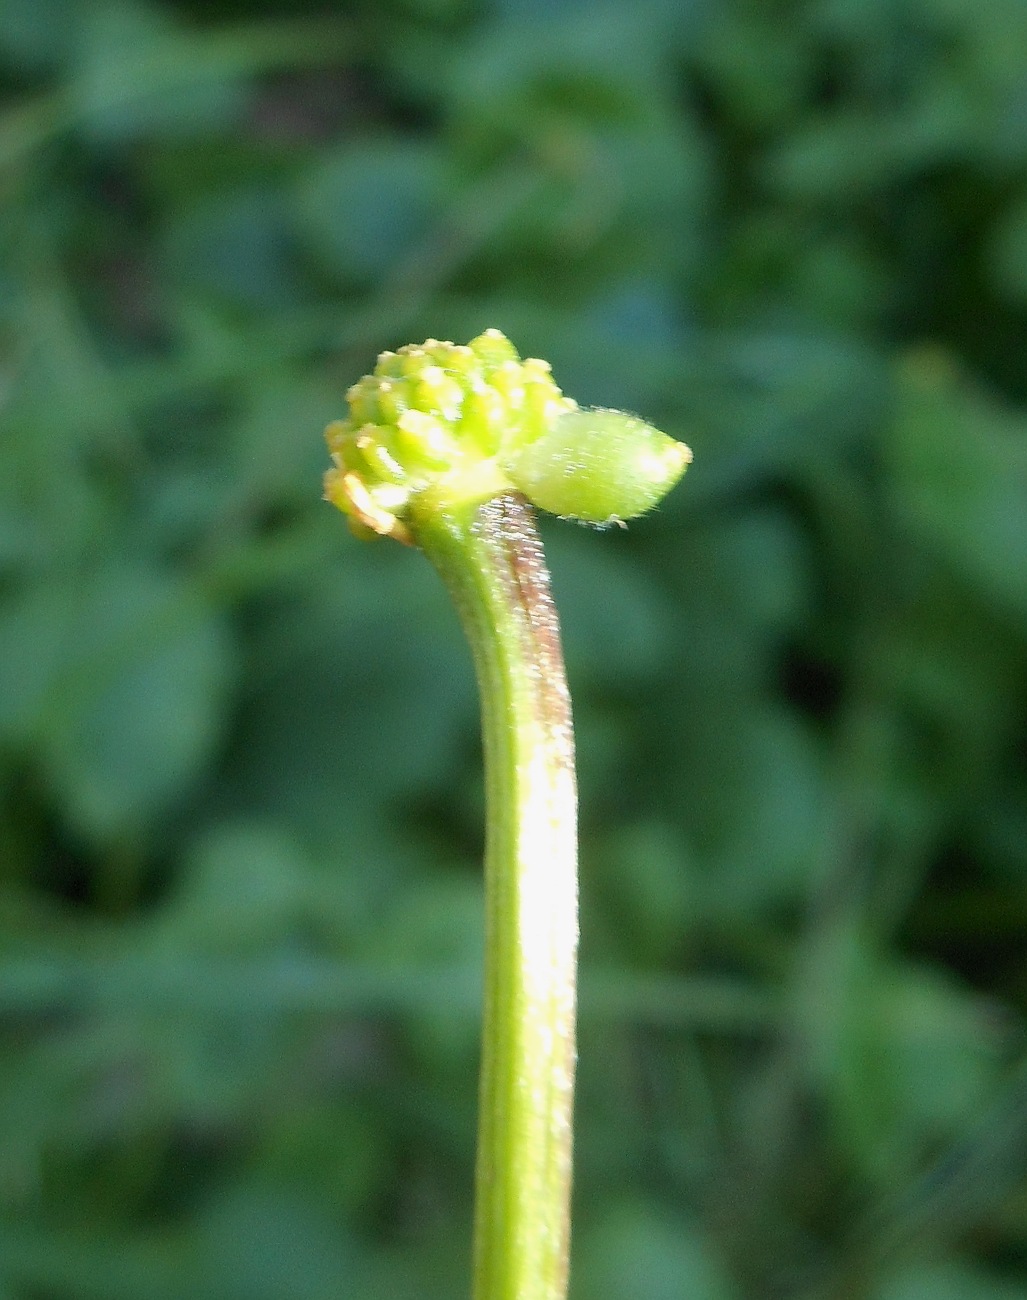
[0,1221,205,1300]
[23,565,235,841]
[572,1200,738,1300]
[696,6,813,130]
[695,706,826,914]
[365,874,485,1071]
[161,187,299,311]
[217,552,474,843]
[885,355,1027,626]
[0,0,80,72]
[294,139,447,283]
[69,1,248,143]
[804,939,1005,1183]
[868,570,1025,799]
[589,820,696,968]
[191,1182,358,1300]
[228,373,340,502]
[971,778,1027,882]
[790,234,892,329]
[875,1261,1027,1300]
[665,507,811,646]
[257,1099,387,1222]
[161,821,317,953]
[542,280,691,411]
[0,581,75,741]
[987,195,1027,305]
[447,5,674,135]
[544,525,675,686]
[763,88,977,202]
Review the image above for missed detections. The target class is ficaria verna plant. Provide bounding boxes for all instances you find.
[324,330,691,1300]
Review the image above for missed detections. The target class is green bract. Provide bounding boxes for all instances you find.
[324,330,690,541]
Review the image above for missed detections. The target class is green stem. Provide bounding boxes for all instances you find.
[413,492,578,1300]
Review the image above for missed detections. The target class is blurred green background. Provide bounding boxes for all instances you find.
[2,0,1027,1296]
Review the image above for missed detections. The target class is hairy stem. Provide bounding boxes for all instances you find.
[414,492,578,1300]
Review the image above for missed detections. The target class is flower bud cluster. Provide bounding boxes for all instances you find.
[324,329,576,543]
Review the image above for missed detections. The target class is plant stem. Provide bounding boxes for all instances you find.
[413,491,578,1300]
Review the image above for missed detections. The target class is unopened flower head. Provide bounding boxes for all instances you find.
[324,329,576,543]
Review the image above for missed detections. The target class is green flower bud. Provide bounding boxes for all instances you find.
[507,409,692,525]
[324,330,691,542]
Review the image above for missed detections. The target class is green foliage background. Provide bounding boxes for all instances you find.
[2,0,1027,1296]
